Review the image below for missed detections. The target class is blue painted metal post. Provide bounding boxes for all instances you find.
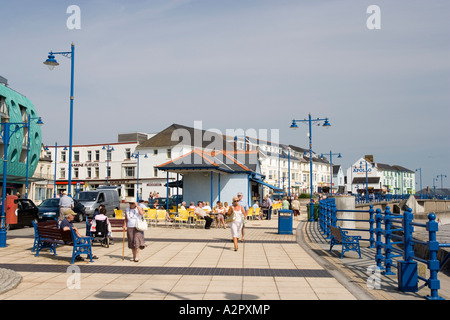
[67,43,75,196]
[166,172,169,212]
[0,123,10,247]
[53,142,58,197]
[210,171,213,207]
[375,208,384,270]
[308,114,314,222]
[218,173,221,202]
[383,206,395,275]
[426,213,444,300]
[398,208,418,292]
[369,205,375,248]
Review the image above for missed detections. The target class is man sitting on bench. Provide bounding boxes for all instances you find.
[60,210,98,261]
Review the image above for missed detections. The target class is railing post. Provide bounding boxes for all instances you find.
[375,208,384,270]
[369,205,375,248]
[397,208,418,292]
[426,213,444,300]
[383,206,395,275]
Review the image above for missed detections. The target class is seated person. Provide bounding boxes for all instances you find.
[91,207,113,244]
[60,210,98,261]
[194,201,213,229]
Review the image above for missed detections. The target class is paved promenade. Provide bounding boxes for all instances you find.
[0,210,448,302]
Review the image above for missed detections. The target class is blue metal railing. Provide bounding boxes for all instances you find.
[353,193,450,204]
[319,198,449,300]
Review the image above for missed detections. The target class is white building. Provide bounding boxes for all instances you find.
[346,155,416,195]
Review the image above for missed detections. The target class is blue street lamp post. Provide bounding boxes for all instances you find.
[415,168,422,199]
[131,152,147,202]
[43,43,75,196]
[360,160,374,203]
[1,117,42,247]
[320,151,342,195]
[436,174,447,190]
[102,145,114,186]
[290,114,331,221]
[24,116,44,199]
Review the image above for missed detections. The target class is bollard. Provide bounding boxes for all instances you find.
[375,208,384,271]
[383,206,395,276]
[369,205,375,248]
[426,213,444,300]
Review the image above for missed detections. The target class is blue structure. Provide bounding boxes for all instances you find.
[319,198,450,300]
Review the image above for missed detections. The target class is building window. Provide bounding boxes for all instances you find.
[154,167,158,177]
[95,150,100,161]
[87,150,92,161]
[125,148,131,159]
[153,149,158,155]
[107,166,111,178]
[74,167,79,178]
[60,168,66,179]
[95,167,99,178]
[74,151,80,162]
[87,167,92,178]
[124,167,135,177]
[61,151,66,162]
[167,148,172,159]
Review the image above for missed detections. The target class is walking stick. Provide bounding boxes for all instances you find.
[122,225,126,260]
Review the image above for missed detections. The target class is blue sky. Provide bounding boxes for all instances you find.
[1,0,449,189]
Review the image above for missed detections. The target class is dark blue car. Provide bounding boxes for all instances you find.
[38,198,86,222]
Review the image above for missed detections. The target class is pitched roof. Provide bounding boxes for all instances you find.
[136,123,234,150]
[157,149,259,173]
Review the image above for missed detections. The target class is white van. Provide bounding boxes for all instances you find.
[74,189,120,218]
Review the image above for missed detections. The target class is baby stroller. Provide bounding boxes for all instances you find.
[92,219,110,248]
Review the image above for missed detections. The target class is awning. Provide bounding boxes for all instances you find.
[250,178,283,191]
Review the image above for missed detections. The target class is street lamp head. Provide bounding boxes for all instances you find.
[337,153,342,158]
[43,53,59,70]
[290,120,298,129]
[322,119,331,128]
[36,117,44,126]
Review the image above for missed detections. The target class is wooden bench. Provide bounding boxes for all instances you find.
[329,225,362,259]
[34,220,94,264]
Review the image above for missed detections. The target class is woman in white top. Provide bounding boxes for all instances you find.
[214,201,226,229]
[124,201,145,262]
[228,197,245,251]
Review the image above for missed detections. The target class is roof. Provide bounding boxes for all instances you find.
[136,123,235,150]
[157,149,259,174]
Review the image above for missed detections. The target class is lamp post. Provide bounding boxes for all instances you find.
[1,117,43,247]
[290,114,331,221]
[436,174,447,190]
[131,152,147,202]
[45,143,66,197]
[24,116,44,199]
[102,145,114,186]
[43,43,75,196]
[415,168,422,199]
[320,151,342,195]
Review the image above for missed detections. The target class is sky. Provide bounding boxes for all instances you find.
[1,0,449,189]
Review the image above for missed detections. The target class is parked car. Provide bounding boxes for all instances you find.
[38,198,86,222]
[4,198,39,230]
[74,189,120,218]
[147,197,178,209]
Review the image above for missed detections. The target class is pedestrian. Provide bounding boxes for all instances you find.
[214,201,226,229]
[261,195,272,220]
[194,201,213,229]
[282,197,290,210]
[124,200,146,262]
[228,197,245,251]
[291,196,301,218]
[58,191,74,222]
[237,192,248,241]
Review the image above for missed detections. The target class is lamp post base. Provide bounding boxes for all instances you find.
[0,229,7,247]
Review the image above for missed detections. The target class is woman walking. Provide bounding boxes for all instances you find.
[124,200,146,262]
[227,197,245,251]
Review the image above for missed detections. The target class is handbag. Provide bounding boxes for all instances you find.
[135,213,148,231]
[225,210,236,223]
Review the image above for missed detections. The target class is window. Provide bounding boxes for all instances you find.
[153,149,158,155]
[87,151,92,161]
[154,167,158,177]
[107,166,111,178]
[74,151,80,162]
[125,148,131,159]
[74,167,79,178]
[167,148,172,159]
[61,151,66,162]
[60,168,66,179]
[95,167,99,178]
[87,167,92,178]
[124,167,135,177]
[95,150,100,161]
